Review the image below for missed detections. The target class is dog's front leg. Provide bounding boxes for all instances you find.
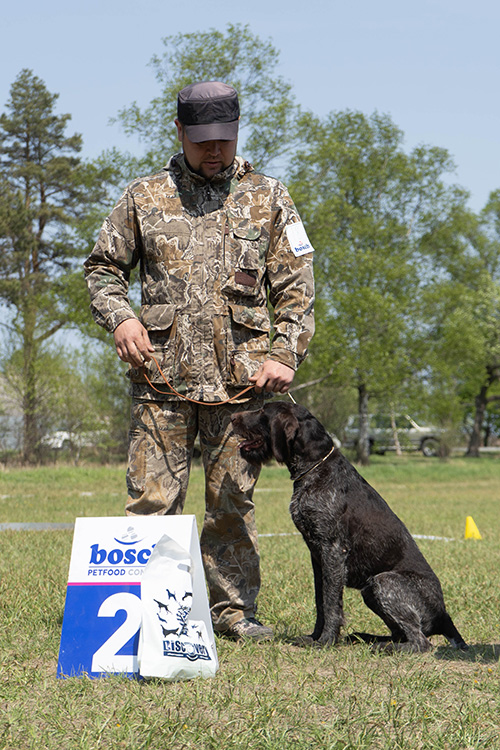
[309,551,324,640]
[315,542,346,646]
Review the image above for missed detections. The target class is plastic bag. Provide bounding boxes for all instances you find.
[138,533,218,680]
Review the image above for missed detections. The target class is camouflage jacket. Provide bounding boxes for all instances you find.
[84,154,315,402]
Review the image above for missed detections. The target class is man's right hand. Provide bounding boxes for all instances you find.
[113,319,155,367]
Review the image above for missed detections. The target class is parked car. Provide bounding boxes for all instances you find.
[40,430,105,450]
[343,414,442,457]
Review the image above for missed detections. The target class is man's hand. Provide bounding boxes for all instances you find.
[113,319,154,367]
[249,360,295,394]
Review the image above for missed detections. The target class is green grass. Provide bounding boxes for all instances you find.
[1,455,499,749]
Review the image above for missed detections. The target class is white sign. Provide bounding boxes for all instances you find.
[57,516,216,679]
[285,221,314,257]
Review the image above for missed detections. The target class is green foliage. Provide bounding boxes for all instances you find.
[78,341,130,456]
[287,110,472,460]
[113,23,301,174]
[2,40,499,468]
[0,69,84,281]
[0,341,130,464]
[0,70,112,462]
[419,190,500,449]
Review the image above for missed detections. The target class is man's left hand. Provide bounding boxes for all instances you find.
[249,360,295,394]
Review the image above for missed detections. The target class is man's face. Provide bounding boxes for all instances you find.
[175,120,237,179]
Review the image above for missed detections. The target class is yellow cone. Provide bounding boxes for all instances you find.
[464,516,482,540]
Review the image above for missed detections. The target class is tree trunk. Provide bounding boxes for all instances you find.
[356,383,370,466]
[21,304,39,464]
[390,408,403,456]
[466,384,488,457]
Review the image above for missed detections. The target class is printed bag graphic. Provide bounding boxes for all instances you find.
[138,534,218,680]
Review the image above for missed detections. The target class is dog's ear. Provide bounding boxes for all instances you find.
[270,410,299,464]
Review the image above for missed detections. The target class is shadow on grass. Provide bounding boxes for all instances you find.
[434,643,500,663]
[281,635,500,663]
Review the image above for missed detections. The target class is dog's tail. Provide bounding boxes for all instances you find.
[437,613,468,650]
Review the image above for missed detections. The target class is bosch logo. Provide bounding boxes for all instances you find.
[89,544,154,566]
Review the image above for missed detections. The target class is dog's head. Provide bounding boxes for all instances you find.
[231,401,332,467]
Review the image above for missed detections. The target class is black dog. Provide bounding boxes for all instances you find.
[232,401,467,652]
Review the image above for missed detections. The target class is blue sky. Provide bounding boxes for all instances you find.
[2,0,499,212]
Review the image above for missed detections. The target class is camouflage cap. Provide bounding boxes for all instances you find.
[177,81,240,142]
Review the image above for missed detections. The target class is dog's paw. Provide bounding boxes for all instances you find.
[291,632,339,648]
[316,634,337,648]
[291,634,316,647]
[449,638,469,651]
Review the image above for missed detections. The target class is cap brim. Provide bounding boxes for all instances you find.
[184,120,239,143]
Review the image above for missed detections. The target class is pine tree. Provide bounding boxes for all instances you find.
[0,69,105,462]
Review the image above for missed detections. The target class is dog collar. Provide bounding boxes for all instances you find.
[291,444,336,483]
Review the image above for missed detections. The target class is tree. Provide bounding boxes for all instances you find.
[421,191,500,456]
[467,191,500,454]
[0,69,109,462]
[113,23,301,175]
[79,342,130,459]
[0,342,130,464]
[287,110,470,463]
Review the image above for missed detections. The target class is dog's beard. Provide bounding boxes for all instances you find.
[232,412,275,465]
[236,433,273,465]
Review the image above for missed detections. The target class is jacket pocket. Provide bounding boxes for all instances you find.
[226,303,271,384]
[140,303,176,331]
[143,219,191,262]
[223,222,266,298]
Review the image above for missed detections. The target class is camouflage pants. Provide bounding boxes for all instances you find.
[126,397,264,630]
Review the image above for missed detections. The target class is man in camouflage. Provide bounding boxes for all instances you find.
[84,81,314,640]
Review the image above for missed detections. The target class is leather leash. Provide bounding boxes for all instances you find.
[142,354,256,405]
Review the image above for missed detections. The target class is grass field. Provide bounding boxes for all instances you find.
[1,455,499,749]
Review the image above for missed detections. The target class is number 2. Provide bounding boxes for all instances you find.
[91,592,141,674]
